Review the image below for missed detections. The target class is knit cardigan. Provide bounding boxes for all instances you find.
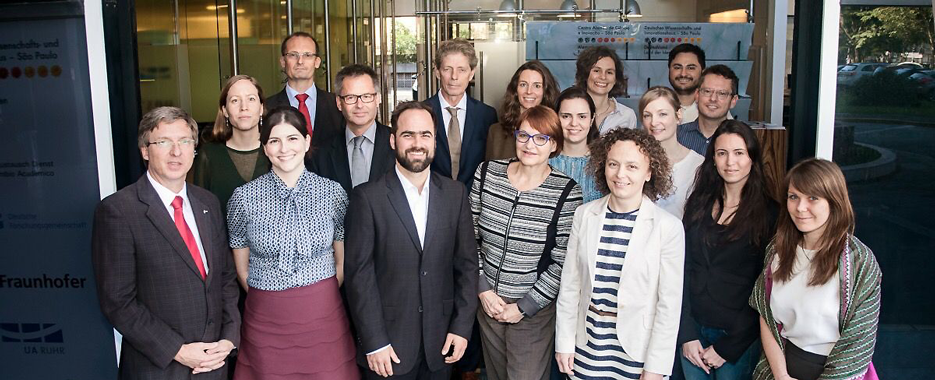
[748,235,882,380]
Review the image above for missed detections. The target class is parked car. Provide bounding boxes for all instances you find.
[838,63,886,86]
[909,70,935,100]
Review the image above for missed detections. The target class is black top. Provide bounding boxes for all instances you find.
[678,201,778,362]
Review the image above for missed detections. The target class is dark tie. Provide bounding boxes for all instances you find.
[295,93,313,137]
[446,106,461,180]
[171,196,206,280]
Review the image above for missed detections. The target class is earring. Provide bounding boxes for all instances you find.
[226,118,230,128]
[259,115,263,127]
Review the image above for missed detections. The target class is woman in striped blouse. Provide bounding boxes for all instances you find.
[555,128,684,380]
[749,158,881,380]
[471,105,583,380]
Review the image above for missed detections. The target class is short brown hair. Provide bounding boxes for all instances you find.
[138,106,198,149]
[334,63,382,96]
[390,101,437,134]
[434,39,478,70]
[587,128,672,200]
[638,86,681,119]
[517,106,563,158]
[700,64,739,95]
[281,31,319,56]
[207,75,265,143]
[772,158,855,286]
[575,46,628,98]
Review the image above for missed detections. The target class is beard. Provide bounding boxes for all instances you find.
[396,147,434,173]
[670,76,699,95]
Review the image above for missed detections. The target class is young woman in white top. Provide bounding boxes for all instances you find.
[574,46,637,133]
[638,86,704,219]
[749,158,882,380]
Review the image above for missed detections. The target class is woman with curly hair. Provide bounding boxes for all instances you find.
[574,46,637,134]
[486,60,561,160]
[678,120,779,380]
[749,158,881,380]
[555,128,684,380]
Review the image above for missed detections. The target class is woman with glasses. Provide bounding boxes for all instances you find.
[639,86,704,219]
[679,120,778,380]
[486,60,561,160]
[555,128,683,380]
[750,158,881,380]
[549,87,603,204]
[191,75,270,221]
[574,46,637,134]
[471,105,583,380]
[226,107,359,379]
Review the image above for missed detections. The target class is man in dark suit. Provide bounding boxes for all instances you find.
[92,107,241,379]
[424,39,497,189]
[308,64,393,191]
[344,101,479,379]
[265,31,343,151]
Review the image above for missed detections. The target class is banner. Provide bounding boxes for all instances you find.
[526,22,756,117]
[0,11,118,380]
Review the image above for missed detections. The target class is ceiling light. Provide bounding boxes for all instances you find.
[560,0,578,11]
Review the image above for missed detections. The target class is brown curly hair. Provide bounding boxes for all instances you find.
[587,128,672,201]
[500,60,560,137]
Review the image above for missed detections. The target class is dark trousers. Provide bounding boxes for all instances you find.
[362,346,452,380]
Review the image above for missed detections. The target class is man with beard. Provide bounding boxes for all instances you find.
[668,43,706,124]
[676,65,740,155]
[344,101,479,379]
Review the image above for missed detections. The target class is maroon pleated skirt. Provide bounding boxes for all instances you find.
[234,276,360,380]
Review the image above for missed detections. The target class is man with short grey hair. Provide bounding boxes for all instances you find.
[308,64,394,191]
[92,106,241,379]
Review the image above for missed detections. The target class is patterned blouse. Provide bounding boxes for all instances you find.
[549,154,602,203]
[227,170,348,291]
[471,159,583,316]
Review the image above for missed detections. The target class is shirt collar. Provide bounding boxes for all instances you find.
[285,83,318,101]
[345,121,377,145]
[681,120,701,132]
[146,171,189,209]
[437,92,467,111]
[395,165,431,196]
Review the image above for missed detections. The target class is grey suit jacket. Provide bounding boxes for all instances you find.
[344,170,479,374]
[92,175,241,379]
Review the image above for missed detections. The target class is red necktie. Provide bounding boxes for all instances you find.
[295,93,313,137]
[171,196,206,280]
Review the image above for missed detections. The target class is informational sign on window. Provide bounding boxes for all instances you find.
[526,22,755,115]
[0,11,118,380]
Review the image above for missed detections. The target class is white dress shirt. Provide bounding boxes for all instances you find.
[598,99,638,134]
[437,92,467,140]
[146,172,209,274]
[285,83,319,130]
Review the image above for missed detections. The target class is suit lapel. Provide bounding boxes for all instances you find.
[619,197,654,286]
[138,178,205,281]
[332,132,353,190]
[370,124,393,179]
[586,197,608,274]
[421,173,444,254]
[461,97,477,162]
[427,95,451,172]
[385,172,423,252]
[189,190,214,286]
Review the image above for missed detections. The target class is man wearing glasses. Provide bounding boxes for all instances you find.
[266,31,344,152]
[309,64,395,192]
[92,107,241,378]
[676,65,740,155]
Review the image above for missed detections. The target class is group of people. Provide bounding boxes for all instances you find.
[91,31,881,380]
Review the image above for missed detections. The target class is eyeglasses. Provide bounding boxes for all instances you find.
[147,138,196,150]
[341,93,377,104]
[699,87,735,100]
[514,130,551,146]
[284,51,318,60]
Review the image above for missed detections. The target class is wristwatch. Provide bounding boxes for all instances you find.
[517,304,527,317]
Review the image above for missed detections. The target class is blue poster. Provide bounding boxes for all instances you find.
[0,12,118,380]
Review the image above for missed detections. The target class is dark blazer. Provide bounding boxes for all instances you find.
[91,175,241,379]
[424,94,497,189]
[266,85,344,150]
[307,122,395,192]
[344,170,479,375]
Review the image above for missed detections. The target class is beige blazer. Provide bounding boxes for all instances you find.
[555,195,684,376]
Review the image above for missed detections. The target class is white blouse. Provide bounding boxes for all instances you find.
[598,100,638,134]
[656,150,704,219]
[770,245,841,356]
